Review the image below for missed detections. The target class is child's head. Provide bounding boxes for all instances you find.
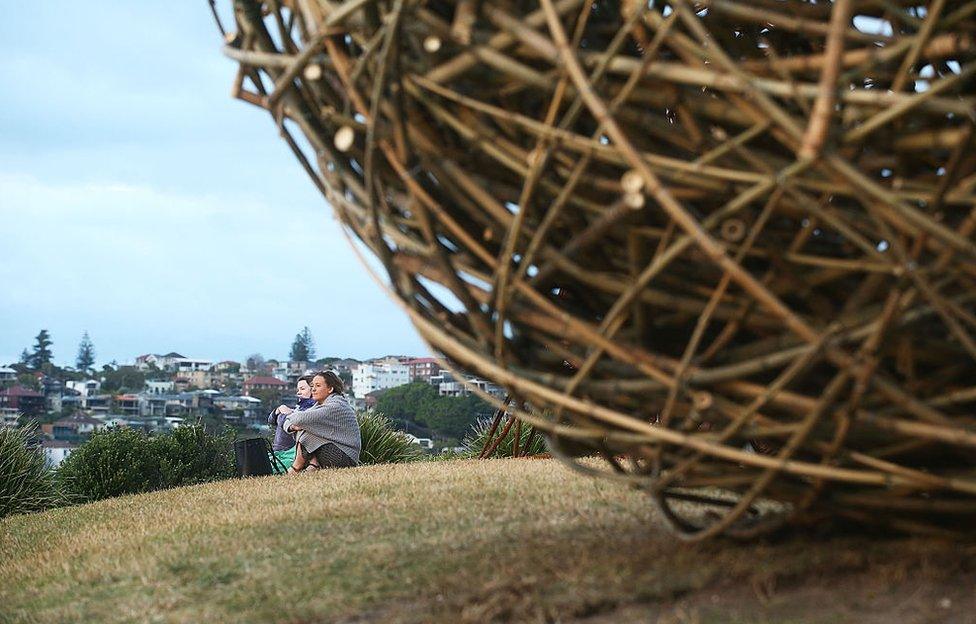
[296,375,313,399]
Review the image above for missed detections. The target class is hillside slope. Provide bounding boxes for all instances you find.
[2,458,974,623]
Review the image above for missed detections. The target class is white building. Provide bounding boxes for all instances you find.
[213,395,263,420]
[273,361,311,383]
[145,380,175,395]
[135,353,210,372]
[42,441,78,467]
[66,379,101,397]
[134,354,159,371]
[0,367,17,382]
[1,409,19,429]
[437,376,505,399]
[352,361,410,398]
[405,434,434,450]
[99,416,131,428]
[173,358,213,373]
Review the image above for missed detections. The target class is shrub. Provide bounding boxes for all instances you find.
[357,411,424,465]
[156,424,236,487]
[57,423,235,503]
[464,417,547,458]
[0,424,63,518]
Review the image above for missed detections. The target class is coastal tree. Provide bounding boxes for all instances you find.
[100,367,146,393]
[29,330,53,369]
[289,326,316,362]
[76,332,96,372]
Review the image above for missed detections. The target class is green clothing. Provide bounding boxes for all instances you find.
[271,445,296,474]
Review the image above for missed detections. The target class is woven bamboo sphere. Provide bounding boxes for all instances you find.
[218,0,976,539]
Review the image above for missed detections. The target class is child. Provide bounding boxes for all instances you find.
[268,375,315,473]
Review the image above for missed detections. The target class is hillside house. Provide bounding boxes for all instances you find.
[243,376,288,395]
[41,440,78,467]
[406,357,441,383]
[51,413,105,439]
[115,394,141,417]
[352,361,409,398]
[66,379,101,397]
[173,358,213,373]
[273,361,311,384]
[0,385,45,417]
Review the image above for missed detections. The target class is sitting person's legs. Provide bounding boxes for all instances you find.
[289,439,355,473]
[311,443,356,469]
[289,442,309,472]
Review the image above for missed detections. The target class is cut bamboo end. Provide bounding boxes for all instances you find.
[624,192,645,209]
[334,126,356,152]
[621,169,644,194]
[423,36,442,53]
[693,391,714,411]
[303,64,323,81]
[721,218,746,242]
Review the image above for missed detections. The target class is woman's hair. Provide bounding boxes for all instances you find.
[297,374,314,385]
[314,370,344,395]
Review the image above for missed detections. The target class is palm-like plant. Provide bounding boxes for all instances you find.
[0,423,63,519]
[463,417,547,458]
[357,411,425,464]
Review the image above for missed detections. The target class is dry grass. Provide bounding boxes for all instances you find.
[1,458,974,623]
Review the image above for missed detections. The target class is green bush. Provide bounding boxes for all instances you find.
[57,424,235,503]
[464,417,547,458]
[357,411,424,465]
[156,424,237,487]
[0,424,63,518]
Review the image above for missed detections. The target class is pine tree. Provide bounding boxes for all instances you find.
[76,331,96,372]
[289,326,316,362]
[30,330,53,368]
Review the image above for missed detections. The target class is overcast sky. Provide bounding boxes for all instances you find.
[0,2,428,367]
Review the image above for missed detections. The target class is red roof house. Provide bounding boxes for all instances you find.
[243,376,289,395]
[0,385,45,416]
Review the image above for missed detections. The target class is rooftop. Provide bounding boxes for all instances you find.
[41,440,79,449]
[0,385,44,398]
[54,414,103,426]
[244,376,288,386]
[405,357,439,364]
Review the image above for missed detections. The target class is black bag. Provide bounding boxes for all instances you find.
[234,438,276,477]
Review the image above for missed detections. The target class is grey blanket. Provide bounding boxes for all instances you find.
[283,393,361,465]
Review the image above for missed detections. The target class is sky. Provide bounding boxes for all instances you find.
[0,2,429,367]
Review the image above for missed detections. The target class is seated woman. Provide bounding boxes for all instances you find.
[267,375,316,473]
[279,370,361,472]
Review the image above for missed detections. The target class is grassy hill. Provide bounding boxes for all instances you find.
[2,458,974,623]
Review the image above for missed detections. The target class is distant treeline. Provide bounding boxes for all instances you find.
[373,382,493,439]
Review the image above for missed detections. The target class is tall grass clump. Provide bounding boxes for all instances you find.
[464,417,547,458]
[0,423,63,518]
[57,423,235,503]
[357,411,424,465]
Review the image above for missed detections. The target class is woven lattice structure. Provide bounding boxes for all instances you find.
[215,0,976,539]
